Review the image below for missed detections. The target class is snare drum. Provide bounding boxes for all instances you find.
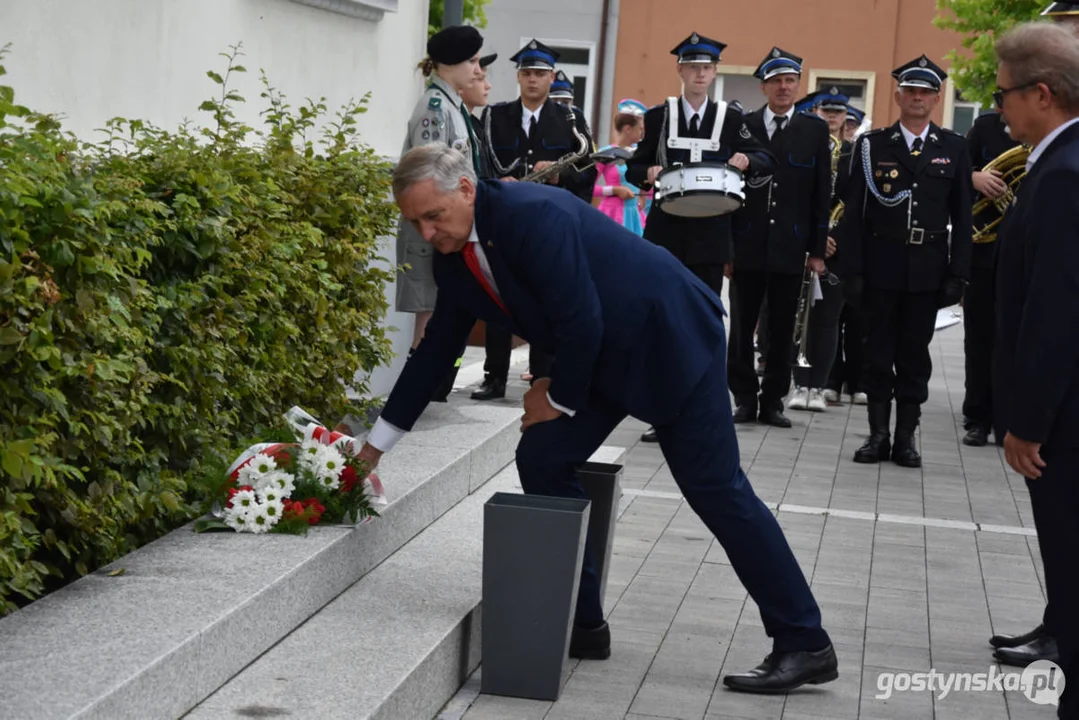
[654,162,745,218]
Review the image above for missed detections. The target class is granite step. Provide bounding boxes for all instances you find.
[0,400,521,720]
[184,445,627,720]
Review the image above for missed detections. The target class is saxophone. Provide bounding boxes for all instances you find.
[521,104,591,183]
[828,134,845,231]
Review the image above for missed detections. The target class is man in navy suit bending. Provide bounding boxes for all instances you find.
[992,20,1079,718]
[354,143,838,693]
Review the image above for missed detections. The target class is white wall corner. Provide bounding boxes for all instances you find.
[289,0,398,21]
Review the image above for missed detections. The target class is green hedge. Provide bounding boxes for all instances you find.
[0,46,398,614]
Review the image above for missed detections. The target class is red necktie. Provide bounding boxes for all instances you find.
[462,242,509,314]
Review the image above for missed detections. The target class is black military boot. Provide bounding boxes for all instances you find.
[854,401,892,463]
[470,375,506,401]
[891,403,922,468]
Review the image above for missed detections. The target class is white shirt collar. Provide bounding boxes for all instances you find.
[522,103,543,135]
[1026,117,1079,171]
[468,222,479,244]
[763,106,794,137]
[681,95,708,124]
[899,123,929,150]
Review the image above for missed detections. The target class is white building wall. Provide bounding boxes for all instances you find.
[0,0,429,400]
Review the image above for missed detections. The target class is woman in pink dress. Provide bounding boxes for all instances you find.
[593,99,649,234]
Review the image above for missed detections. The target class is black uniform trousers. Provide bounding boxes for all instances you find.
[862,288,938,404]
[1026,449,1079,719]
[793,276,845,389]
[728,270,802,408]
[482,320,554,383]
[962,266,995,430]
[828,303,865,395]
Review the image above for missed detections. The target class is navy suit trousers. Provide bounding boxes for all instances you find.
[515,344,831,653]
[1026,449,1079,719]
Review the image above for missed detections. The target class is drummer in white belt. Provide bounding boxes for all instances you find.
[626,31,775,443]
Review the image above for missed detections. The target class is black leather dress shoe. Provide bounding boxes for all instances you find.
[994,636,1059,667]
[758,407,792,428]
[733,405,757,424]
[640,427,658,443]
[723,644,838,694]
[963,427,989,447]
[470,378,506,401]
[990,623,1047,649]
[569,622,611,660]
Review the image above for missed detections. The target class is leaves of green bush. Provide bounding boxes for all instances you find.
[0,44,397,615]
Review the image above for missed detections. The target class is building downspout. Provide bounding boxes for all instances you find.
[592,0,611,140]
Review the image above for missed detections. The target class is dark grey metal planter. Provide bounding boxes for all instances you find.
[576,462,623,607]
[481,493,591,701]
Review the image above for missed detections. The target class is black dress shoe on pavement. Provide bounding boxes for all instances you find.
[990,623,1048,649]
[733,404,757,424]
[994,636,1059,667]
[723,644,839,694]
[470,377,506,401]
[640,427,658,443]
[569,622,611,660]
[758,407,792,428]
[963,426,989,447]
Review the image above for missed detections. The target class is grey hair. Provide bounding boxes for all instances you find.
[392,144,477,199]
[996,21,1079,112]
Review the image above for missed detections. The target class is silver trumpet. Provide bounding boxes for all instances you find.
[792,261,814,369]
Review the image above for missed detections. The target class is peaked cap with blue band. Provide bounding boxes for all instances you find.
[753,47,803,80]
[846,105,866,125]
[892,54,947,92]
[510,39,560,70]
[794,91,821,114]
[671,32,726,64]
[550,70,574,99]
[816,85,849,112]
[617,98,647,116]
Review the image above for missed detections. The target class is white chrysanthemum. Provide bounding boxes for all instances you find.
[257,469,295,496]
[319,473,340,491]
[298,439,324,472]
[317,446,347,482]
[224,505,249,532]
[257,486,283,505]
[246,503,275,534]
[238,453,278,485]
[261,498,285,522]
[230,489,258,514]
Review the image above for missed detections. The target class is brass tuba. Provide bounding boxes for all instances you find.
[972,144,1030,243]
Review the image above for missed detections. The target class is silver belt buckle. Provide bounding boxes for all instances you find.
[908,227,925,245]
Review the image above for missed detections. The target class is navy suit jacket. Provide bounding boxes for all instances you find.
[994,120,1079,450]
[379,180,729,430]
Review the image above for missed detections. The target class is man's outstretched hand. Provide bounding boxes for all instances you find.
[521,377,563,431]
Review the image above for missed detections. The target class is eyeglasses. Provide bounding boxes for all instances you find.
[993,81,1039,108]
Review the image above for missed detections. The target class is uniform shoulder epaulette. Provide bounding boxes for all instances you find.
[800,111,827,124]
[938,126,965,138]
[859,127,887,139]
[488,100,515,114]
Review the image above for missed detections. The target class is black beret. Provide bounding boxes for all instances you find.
[427,25,484,66]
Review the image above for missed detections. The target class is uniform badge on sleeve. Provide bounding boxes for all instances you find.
[428,96,442,110]
[739,124,751,139]
[451,138,468,152]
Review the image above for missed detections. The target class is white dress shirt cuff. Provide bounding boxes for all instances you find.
[367,417,407,453]
[547,392,577,417]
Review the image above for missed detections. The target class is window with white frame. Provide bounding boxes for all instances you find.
[815,78,868,111]
[710,73,761,112]
[526,40,595,121]
[950,88,982,135]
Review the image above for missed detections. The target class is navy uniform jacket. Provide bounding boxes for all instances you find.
[838,121,973,293]
[483,98,596,203]
[731,108,832,274]
[993,121,1079,451]
[625,99,775,267]
[967,112,1021,271]
[378,181,729,430]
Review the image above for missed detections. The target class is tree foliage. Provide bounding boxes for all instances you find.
[933,0,1046,107]
[428,0,490,38]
